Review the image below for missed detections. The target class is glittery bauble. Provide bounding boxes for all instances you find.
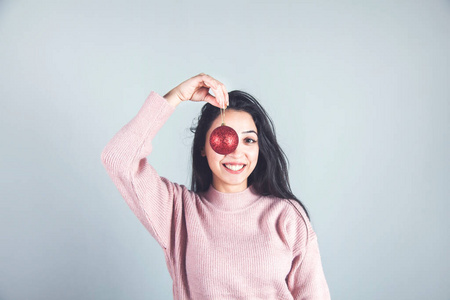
[209,125,239,155]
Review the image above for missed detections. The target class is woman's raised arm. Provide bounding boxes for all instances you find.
[100,74,227,250]
[163,73,228,108]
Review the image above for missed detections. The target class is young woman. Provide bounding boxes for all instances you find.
[101,74,330,299]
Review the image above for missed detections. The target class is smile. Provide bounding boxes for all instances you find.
[223,164,245,172]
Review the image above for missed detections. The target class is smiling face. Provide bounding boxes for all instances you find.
[203,109,259,193]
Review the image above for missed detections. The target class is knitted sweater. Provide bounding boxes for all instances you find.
[101,92,331,300]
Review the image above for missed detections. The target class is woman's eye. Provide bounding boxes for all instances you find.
[245,138,257,144]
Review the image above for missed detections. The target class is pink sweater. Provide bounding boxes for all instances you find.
[101,92,331,299]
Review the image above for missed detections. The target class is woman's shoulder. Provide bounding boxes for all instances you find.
[262,194,309,222]
[158,176,202,202]
[262,194,315,245]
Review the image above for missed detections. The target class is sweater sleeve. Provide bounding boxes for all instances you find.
[285,202,331,300]
[100,91,182,250]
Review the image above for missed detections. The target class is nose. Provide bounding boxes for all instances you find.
[226,140,244,158]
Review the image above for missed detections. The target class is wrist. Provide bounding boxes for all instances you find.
[163,90,183,108]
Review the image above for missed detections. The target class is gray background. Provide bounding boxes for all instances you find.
[1,0,449,299]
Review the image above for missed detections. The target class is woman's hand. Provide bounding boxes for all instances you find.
[164,73,229,108]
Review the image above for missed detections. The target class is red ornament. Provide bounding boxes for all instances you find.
[209,124,239,155]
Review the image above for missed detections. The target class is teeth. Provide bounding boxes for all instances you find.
[224,164,244,171]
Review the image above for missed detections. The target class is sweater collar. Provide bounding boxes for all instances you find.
[202,185,261,211]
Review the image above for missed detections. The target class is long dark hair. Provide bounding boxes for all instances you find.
[190,90,309,219]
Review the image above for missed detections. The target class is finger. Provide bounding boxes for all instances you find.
[198,74,218,90]
[201,75,228,106]
[210,77,228,108]
[203,93,222,108]
[206,80,225,108]
[219,82,229,107]
[214,82,227,109]
[209,87,223,108]
[196,74,226,107]
[192,85,221,107]
[210,86,225,108]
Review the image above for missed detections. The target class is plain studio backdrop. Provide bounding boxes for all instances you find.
[1,0,449,299]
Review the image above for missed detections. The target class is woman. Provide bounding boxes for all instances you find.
[101,74,330,299]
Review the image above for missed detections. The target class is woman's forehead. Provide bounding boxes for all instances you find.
[210,110,257,132]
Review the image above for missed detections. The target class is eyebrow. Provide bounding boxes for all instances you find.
[242,130,258,135]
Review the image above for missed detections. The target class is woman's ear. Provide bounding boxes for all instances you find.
[201,148,206,157]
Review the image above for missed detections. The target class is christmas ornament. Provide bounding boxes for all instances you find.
[209,108,238,155]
